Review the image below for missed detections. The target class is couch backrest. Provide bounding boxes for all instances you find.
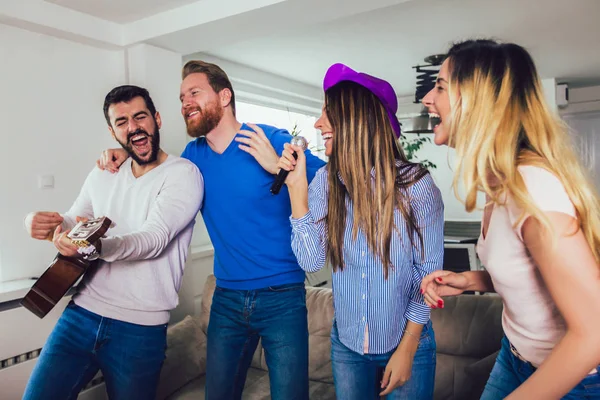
[430,294,504,400]
[199,275,504,398]
[198,275,335,383]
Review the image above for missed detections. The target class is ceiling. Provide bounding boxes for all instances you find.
[5,0,600,98]
[202,0,600,96]
[46,0,200,23]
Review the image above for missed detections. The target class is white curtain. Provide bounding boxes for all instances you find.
[563,112,600,191]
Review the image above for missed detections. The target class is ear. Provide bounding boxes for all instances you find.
[220,88,232,109]
[154,112,162,129]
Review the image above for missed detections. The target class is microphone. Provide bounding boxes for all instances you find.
[270,136,308,195]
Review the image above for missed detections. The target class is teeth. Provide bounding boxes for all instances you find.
[322,133,333,140]
[131,135,146,142]
[429,113,441,119]
[188,111,199,118]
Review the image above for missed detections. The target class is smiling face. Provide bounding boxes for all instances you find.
[180,72,225,138]
[314,104,334,156]
[107,96,161,165]
[422,59,452,146]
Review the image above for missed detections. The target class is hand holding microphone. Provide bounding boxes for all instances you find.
[271,136,308,195]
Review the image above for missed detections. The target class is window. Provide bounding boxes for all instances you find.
[236,102,326,160]
[564,111,600,191]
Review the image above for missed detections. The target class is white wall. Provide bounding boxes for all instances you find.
[0,24,125,281]
[126,44,188,157]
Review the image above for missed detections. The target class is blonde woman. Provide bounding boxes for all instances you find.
[278,63,445,399]
[421,39,600,399]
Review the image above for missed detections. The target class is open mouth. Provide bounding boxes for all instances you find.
[130,134,150,149]
[322,132,333,146]
[429,113,442,129]
[186,110,200,120]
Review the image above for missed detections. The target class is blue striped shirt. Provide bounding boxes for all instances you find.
[290,166,445,354]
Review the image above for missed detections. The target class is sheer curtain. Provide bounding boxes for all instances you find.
[563,111,600,191]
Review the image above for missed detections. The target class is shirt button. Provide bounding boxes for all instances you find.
[361,251,365,257]
[362,316,366,321]
[362,273,365,278]
[362,294,366,299]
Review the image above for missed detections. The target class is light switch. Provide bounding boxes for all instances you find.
[38,174,54,189]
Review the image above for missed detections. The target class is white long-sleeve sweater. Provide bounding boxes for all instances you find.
[61,155,203,325]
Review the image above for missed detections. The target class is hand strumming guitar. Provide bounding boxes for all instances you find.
[24,212,64,241]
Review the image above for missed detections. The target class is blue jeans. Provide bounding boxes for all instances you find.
[23,302,167,400]
[482,336,600,399]
[331,320,436,400]
[205,282,309,400]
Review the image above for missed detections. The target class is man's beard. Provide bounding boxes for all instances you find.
[117,124,160,166]
[185,100,224,138]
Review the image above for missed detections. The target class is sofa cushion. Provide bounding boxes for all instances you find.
[431,294,503,400]
[157,315,207,400]
[167,367,336,400]
[306,286,335,383]
[464,350,499,399]
[431,294,503,359]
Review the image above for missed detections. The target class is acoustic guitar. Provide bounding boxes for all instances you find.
[21,216,112,319]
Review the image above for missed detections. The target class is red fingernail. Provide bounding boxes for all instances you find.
[437,277,443,282]
[438,300,444,308]
[431,305,437,309]
[420,289,424,294]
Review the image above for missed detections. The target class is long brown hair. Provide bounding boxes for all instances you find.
[446,39,600,262]
[325,81,429,278]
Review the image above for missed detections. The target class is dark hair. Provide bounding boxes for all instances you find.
[446,39,539,110]
[103,85,157,126]
[182,60,236,115]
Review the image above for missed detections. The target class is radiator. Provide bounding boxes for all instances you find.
[0,296,107,399]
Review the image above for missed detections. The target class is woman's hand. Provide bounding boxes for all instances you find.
[380,345,415,396]
[420,270,471,308]
[236,123,279,174]
[277,143,307,190]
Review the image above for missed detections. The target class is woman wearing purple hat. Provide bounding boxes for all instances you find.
[420,39,600,399]
[277,63,445,399]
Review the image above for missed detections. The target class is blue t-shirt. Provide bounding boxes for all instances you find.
[181,123,326,289]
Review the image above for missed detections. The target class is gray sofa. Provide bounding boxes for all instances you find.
[156,275,503,400]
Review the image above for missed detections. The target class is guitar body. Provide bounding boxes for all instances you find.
[21,217,112,319]
[21,256,95,318]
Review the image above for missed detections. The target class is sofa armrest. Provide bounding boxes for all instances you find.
[156,315,207,399]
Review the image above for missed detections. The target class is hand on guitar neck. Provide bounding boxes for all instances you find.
[52,216,92,258]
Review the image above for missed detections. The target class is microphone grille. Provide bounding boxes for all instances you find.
[290,135,308,150]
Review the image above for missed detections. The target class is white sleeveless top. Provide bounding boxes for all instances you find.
[477,166,576,367]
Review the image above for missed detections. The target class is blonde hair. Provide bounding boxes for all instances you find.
[446,39,600,262]
[324,81,428,278]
